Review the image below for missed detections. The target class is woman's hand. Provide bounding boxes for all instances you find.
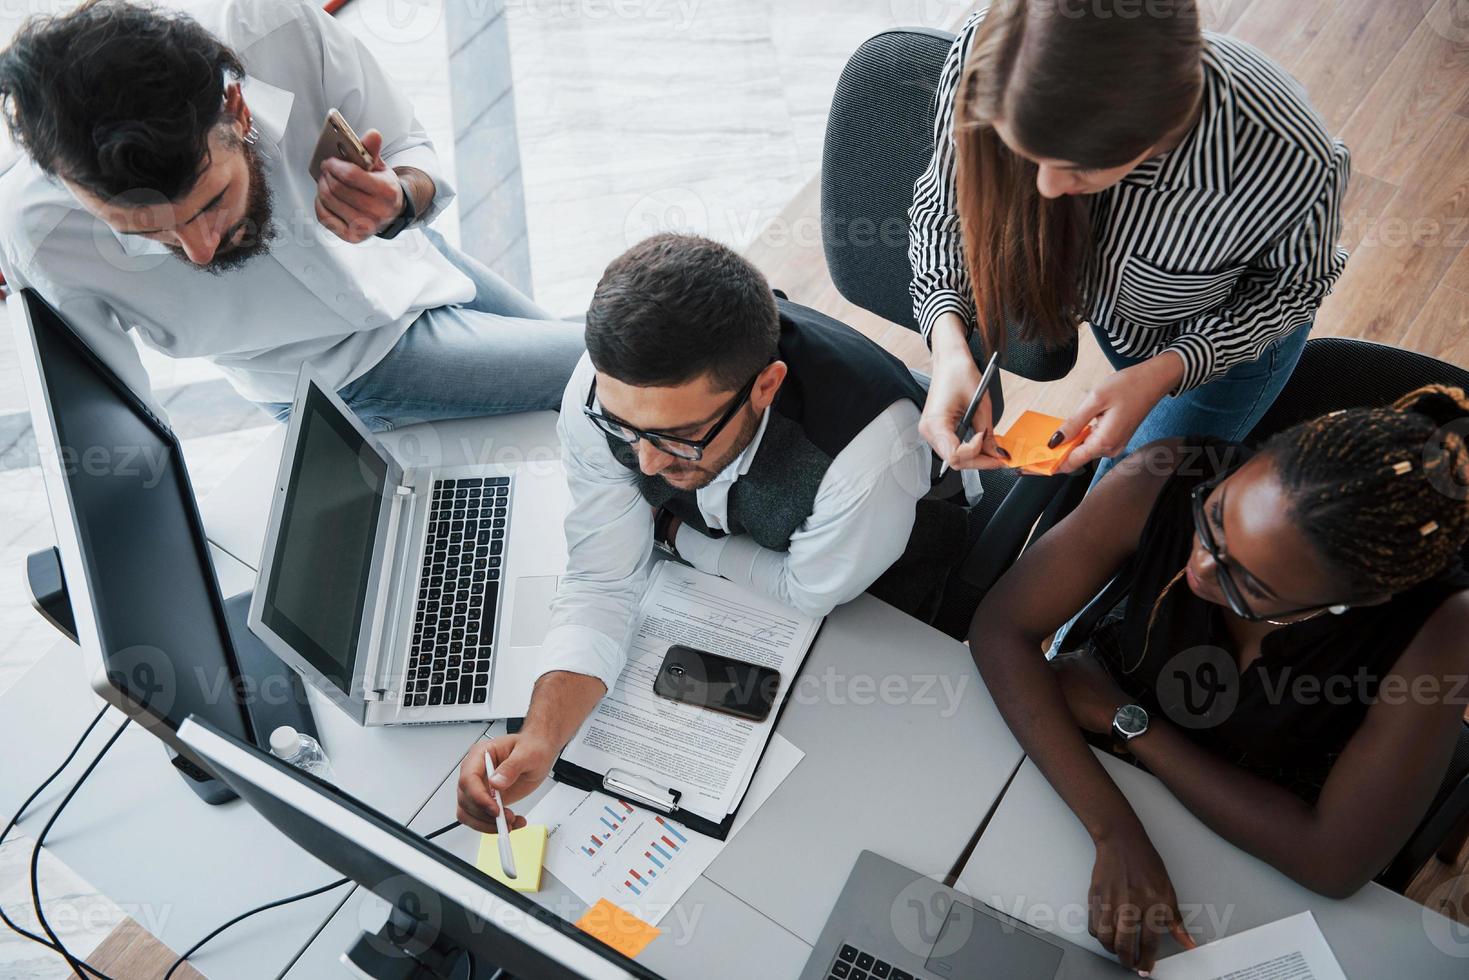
[1050,650,1129,735]
[1052,353,1185,473]
[1091,824,1198,974]
[919,313,1010,471]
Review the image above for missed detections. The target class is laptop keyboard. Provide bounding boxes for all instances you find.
[403,476,511,708]
[830,944,917,980]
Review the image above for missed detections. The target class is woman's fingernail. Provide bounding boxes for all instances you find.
[1048,431,1065,449]
[997,447,1011,460]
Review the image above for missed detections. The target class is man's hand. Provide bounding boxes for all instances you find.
[455,732,558,834]
[1053,352,1185,474]
[919,313,1010,472]
[454,671,609,833]
[314,129,404,243]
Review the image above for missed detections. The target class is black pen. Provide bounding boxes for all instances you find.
[939,351,1001,478]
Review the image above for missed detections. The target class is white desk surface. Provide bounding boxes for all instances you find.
[280,586,1026,977]
[958,750,1469,978]
[5,410,1023,979]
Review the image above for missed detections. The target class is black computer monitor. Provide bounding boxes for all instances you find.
[10,287,314,801]
[177,715,665,980]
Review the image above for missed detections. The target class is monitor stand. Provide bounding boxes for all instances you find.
[170,590,323,806]
[343,901,488,980]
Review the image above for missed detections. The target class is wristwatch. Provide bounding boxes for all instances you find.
[1111,704,1150,746]
[653,506,681,561]
[375,175,418,240]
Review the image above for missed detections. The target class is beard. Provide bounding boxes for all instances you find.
[657,407,761,492]
[172,138,276,274]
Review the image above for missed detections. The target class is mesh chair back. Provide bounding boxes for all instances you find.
[821,28,1076,382]
[1249,337,1469,441]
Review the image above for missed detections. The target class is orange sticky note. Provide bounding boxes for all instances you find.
[575,899,661,958]
[995,411,1091,476]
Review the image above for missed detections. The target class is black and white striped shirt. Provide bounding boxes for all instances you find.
[909,12,1350,393]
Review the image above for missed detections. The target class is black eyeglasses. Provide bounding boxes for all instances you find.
[1189,473,1337,623]
[583,372,760,462]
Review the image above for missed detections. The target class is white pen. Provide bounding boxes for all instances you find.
[486,752,517,879]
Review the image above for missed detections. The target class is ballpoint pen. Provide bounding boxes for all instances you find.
[487,752,517,879]
[938,351,1001,478]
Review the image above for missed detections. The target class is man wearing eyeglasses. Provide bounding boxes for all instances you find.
[455,233,963,830]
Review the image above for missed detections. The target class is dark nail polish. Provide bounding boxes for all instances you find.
[997,447,1012,460]
[1048,430,1065,450]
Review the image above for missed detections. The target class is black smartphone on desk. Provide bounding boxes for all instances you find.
[653,645,779,722]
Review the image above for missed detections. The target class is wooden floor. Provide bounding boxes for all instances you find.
[48,1,1469,976]
[747,0,1469,936]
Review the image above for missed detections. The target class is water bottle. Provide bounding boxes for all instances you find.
[270,725,335,780]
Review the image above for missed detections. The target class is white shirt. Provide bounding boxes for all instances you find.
[538,354,934,693]
[0,0,472,409]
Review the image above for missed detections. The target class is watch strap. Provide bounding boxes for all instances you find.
[375,175,418,240]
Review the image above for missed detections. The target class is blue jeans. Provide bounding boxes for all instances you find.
[262,228,584,431]
[1090,319,1313,482]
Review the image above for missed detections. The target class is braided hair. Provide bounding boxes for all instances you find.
[1263,385,1469,596]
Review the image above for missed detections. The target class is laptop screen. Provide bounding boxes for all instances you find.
[259,383,389,694]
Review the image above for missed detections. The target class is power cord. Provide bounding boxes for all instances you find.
[29,717,131,980]
[164,820,463,979]
[3,705,469,979]
[0,704,123,980]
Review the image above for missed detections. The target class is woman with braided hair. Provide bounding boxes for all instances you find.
[970,386,1469,974]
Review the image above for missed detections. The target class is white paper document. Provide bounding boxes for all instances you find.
[1153,912,1346,980]
[558,562,820,823]
[530,734,804,924]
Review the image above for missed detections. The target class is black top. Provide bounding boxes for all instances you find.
[606,295,929,550]
[1092,440,1469,801]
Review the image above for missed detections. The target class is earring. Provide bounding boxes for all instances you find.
[242,123,260,146]
[1329,604,1349,615]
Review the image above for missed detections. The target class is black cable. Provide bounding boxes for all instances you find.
[0,704,115,979]
[164,820,462,979]
[27,715,130,980]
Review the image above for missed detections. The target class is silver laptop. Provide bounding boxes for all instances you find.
[800,852,1132,980]
[248,368,568,726]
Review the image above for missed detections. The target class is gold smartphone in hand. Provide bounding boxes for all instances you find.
[308,108,373,180]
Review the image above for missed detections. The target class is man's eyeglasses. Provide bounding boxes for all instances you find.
[1189,473,1337,623]
[583,372,760,462]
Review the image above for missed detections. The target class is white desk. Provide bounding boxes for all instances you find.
[281,586,1026,978]
[958,750,1469,978]
[0,544,495,980]
[4,410,1026,979]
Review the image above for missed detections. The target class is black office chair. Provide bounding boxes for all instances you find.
[820,28,1081,629]
[1058,336,1469,894]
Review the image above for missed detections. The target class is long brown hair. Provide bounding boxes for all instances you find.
[954,0,1204,354]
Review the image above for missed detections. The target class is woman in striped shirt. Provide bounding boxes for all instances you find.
[910,0,1349,477]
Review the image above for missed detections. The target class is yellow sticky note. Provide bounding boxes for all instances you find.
[474,825,548,892]
[995,410,1091,476]
[575,899,661,958]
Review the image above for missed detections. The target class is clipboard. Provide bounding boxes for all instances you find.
[548,619,823,841]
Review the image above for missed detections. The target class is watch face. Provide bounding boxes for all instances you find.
[1115,704,1149,738]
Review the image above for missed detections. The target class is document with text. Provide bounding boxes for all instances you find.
[558,561,820,824]
[1153,912,1346,980]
